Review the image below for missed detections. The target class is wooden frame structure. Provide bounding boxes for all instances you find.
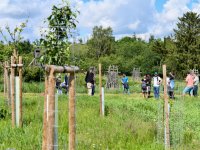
[42,65,79,150]
[132,68,141,81]
[106,65,119,89]
[4,53,23,128]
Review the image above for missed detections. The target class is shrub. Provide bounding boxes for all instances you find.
[23,66,44,82]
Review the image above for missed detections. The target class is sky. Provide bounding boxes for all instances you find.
[0,0,200,42]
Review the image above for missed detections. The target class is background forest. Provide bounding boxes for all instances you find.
[0,11,199,81]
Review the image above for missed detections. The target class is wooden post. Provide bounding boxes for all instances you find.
[69,72,76,150]
[42,65,79,150]
[11,56,15,127]
[19,56,23,127]
[163,64,170,149]
[42,72,49,150]
[4,62,6,98]
[47,69,55,150]
[6,61,11,106]
[99,64,102,116]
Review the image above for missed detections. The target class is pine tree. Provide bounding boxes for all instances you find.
[173,11,200,75]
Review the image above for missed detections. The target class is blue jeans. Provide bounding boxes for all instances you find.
[183,86,193,95]
[154,86,160,99]
[193,85,198,97]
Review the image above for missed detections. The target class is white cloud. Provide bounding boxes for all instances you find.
[128,20,140,30]
[0,0,199,41]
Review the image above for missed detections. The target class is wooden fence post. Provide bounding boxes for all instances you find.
[69,72,76,150]
[11,56,15,127]
[99,64,102,116]
[4,62,6,98]
[19,56,23,127]
[42,72,49,150]
[47,69,56,150]
[6,61,11,106]
[163,64,170,149]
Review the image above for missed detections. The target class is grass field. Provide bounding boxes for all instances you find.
[0,88,200,150]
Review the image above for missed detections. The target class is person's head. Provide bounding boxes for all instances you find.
[189,70,194,75]
[144,75,146,79]
[89,69,93,73]
[154,72,158,76]
[123,74,126,77]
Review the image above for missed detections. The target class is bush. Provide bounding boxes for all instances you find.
[23,66,44,82]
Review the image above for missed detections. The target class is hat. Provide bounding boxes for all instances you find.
[154,72,158,75]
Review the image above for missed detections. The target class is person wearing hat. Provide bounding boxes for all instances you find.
[152,72,162,99]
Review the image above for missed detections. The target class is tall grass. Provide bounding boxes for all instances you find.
[0,92,200,149]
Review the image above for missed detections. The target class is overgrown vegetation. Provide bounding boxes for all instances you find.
[0,93,199,149]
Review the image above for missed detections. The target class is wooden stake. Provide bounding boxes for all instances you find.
[163,64,170,149]
[4,62,6,98]
[42,72,49,150]
[47,69,55,150]
[19,56,23,127]
[69,72,76,150]
[7,62,11,106]
[99,64,102,116]
[11,56,15,127]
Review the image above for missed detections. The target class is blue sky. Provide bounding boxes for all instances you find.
[0,0,200,41]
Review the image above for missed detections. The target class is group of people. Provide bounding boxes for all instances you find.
[122,70,199,99]
[56,69,199,98]
[55,73,69,95]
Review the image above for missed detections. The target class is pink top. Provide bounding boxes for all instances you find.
[186,74,194,87]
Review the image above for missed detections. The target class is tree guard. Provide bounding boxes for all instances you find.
[106,65,119,89]
[132,68,141,81]
[42,65,79,150]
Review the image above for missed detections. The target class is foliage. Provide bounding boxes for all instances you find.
[40,0,78,65]
[0,93,200,149]
[173,12,200,76]
[87,26,115,59]
[23,66,44,82]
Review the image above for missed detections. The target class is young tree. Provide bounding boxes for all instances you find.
[0,20,28,59]
[173,11,200,75]
[40,0,78,65]
[87,26,115,59]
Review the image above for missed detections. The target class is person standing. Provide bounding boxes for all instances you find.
[183,71,194,96]
[146,74,152,98]
[56,73,62,95]
[168,72,175,99]
[193,73,199,97]
[121,74,129,94]
[141,76,148,98]
[152,72,162,99]
[85,70,95,96]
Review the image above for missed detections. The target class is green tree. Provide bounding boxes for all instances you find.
[87,26,115,59]
[40,0,78,65]
[173,11,200,75]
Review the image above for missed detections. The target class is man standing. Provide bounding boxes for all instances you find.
[85,69,95,96]
[121,74,129,94]
[168,72,175,99]
[193,73,199,97]
[183,71,194,96]
[146,74,152,98]
[152,72,162,99]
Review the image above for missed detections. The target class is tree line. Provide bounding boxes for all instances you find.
[0,6,199,81]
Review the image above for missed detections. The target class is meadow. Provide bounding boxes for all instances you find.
[0,75,199,150]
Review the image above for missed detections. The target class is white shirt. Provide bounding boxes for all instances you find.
[153,76,162,87]
[194,76,199,85]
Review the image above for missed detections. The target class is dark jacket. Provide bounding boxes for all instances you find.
[85,71,94,84]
